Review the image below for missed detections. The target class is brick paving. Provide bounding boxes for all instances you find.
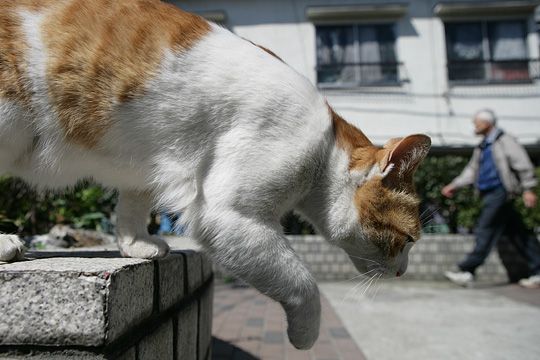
[212,282,366,360]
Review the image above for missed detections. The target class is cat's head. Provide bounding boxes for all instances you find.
[330,111,430,279]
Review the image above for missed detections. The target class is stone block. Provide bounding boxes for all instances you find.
[158,253,185,312]
[176,302,198,360]
[0,349,106,359]
[200,253,213,282]
[183,251,202,294]
[138,320,174,360]
[0,257,153,347]
[107,262,154,343]
[116,347,136,360]
[198,283,214,360]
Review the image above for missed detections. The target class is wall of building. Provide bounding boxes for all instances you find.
[170,0,540,147]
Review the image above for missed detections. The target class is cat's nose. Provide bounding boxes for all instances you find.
[396,263,408,277]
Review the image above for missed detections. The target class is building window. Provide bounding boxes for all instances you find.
[445,20,533,83]
[316,24,399,87]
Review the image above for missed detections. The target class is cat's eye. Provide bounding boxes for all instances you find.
[400,237,415,253]
[404,236,416,248]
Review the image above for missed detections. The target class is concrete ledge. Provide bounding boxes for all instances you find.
[0,250,213,359]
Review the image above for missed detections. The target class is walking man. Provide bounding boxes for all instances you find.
[442,109,540,288]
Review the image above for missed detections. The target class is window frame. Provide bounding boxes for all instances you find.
[315,22,404,89]
[444,17,536,85]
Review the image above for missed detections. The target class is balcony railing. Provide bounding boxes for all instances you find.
[316,62,406,88]
[447,59,540,84]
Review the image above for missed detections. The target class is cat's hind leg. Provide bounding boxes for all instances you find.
[198,210,321,350]
[0,235,26,262]
[116,190,170,259]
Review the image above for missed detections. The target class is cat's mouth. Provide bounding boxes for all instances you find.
[347,241,414,279]
[347,255,386,277]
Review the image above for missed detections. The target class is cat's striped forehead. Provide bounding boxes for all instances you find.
[1,0,211,148]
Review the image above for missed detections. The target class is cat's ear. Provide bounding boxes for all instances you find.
[376,137,402,173]
[379,134,431,187]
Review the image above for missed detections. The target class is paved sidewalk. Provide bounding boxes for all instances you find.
[212,282,366,360]
[212,280,540,360]
[321,281,540,360]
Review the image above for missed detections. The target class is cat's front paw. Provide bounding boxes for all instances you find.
[287,318,320,350]
[285,293,321,350]
[118,235,170,259]
[0,235,26,262]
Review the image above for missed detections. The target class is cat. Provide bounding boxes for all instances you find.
[0,0,430,349]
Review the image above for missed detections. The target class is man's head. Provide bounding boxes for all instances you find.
[473,109,497,136]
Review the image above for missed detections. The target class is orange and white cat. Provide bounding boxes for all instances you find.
[0,0,430,349]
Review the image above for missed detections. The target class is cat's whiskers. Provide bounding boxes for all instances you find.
[345,278,370,303]
[348,254,383,266]
[370,274,383,300]
[421,215,437,226]
[419,207,431,220]
[346,273,375,302]
[342,268,378,289]
[351,272,380,301]
[342,271,374,284]
[361,273,378,298]
[342,269,380,303]
[420,207,440,225]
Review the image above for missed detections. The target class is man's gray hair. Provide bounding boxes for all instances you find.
[474,109,497,125]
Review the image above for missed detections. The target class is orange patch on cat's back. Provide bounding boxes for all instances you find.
[0,6,27,103]
[256,45,283,62]
[330,107,374,170]
[0,1,69,105]
[330,108,372,151]
[246,40,284,62]
[42,0,211,148]
[0,3,42,103]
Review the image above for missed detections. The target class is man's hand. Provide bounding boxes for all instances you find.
[523,190,537,208]
[441,184,456,198]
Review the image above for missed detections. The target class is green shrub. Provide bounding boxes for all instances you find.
[0,157,537,235]
[515,167,540,230]
[415,155,539,233]
[0,176,116,235]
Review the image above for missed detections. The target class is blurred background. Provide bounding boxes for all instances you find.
[1,1,540,359]
[2,0,539,238]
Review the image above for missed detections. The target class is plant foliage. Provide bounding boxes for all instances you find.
[415,155,539,233]
[0,176,116,235]
[0,156,537,235]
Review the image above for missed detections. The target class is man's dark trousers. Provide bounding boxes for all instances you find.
[458,187,540,276]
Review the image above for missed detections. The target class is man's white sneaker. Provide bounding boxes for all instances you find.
[518,275,540,289]
[444,270,474,287]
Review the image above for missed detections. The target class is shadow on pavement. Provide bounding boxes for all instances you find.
[212,337,259,360]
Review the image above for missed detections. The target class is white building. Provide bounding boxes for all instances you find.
[168,0,540,154]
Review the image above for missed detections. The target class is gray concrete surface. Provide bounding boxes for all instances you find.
[0,257,153,346]
[320,281,540,360]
